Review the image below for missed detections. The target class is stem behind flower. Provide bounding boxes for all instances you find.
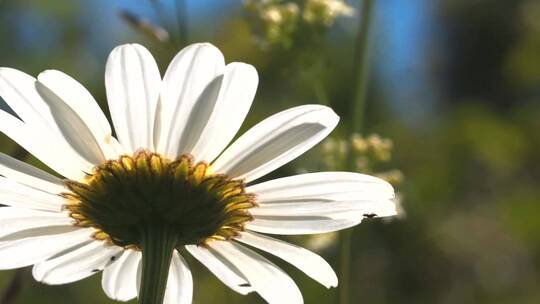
[340,1,375,304]
[1,270,24,304]
[138,226,177,304]
[351,0,375,134]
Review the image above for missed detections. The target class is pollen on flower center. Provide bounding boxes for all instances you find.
[62,151,256,248]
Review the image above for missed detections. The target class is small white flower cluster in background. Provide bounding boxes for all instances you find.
[298,132,404,252]
[322,133,402,181]
[303,133,407,252]
[244,0,300,47]
[244,0,355,48]
[322,133,405,217]
[303,0,355,26]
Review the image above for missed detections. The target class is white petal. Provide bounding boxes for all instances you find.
[186,245,253,295]
[35,80,106,165]
[163,251,193,304]
[331,200,397,219]
[0,227,92,269]
[235,231,337,288]
[247,172,397,220]
[250,200,396,217]
[0,110,92,180]
[0,207,73,240]
[210,241,303,304]
[247,172,395,202]
[0,68,117,169]
[0,177,66,211]
[155,43,225,157]
[0,68,57,130]
[105,44,161,152]
[184,63,258,163]
[0,152,65,194]
[212,105,339,182]
[37,70,122,160]
[246,216,361,235]
[102,250,141,302]
[33,240,122,285]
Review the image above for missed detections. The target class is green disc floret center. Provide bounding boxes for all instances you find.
[62,151,256,248]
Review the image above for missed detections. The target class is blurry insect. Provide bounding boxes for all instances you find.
[363,213,377,219]
[118,10,170,42]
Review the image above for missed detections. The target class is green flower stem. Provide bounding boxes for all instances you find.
[339,228,353,304]
[138,226,177,304]
[351,0,375,134]
[340,1,376,304]
[1,269,24,304]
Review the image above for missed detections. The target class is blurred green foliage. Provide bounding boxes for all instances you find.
[1,0,540,303]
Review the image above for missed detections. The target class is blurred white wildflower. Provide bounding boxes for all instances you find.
[376,169,404,186]
[305,232,339,252]
[243,0,355,48]
[244,0,300,48]
[388,194,406,221]
[303,0,355,26]
[298,132,403,252]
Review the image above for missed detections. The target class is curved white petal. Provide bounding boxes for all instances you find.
[0,152,65,194]
[250,200,396,217]
[35,80,105,165]
[247,172,395,202]
[155,43,225,157]
[212,105,339,182]
[0,177,66,211]
[0,110,92,180]
[33,240,122,285]
[235,231,337,288]
[102,250,141,302]
[0,227,92,270]
[210,241,303,304]
[247,172,397,221]
[0,68,57,130]
[186,244,254,295]
[163,251,193,304]
[185,63,258,163]
[105,43,161,152]
[246,216,361,235]
[0,207,73,240]
[0,68,105,168]
[37,70,122,160]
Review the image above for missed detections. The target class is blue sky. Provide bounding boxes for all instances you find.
[374,0,439,123]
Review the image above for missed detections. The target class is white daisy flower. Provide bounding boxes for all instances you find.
[0,43,396,304]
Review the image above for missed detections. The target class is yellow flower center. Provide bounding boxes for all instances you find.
[62,151,256,249]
